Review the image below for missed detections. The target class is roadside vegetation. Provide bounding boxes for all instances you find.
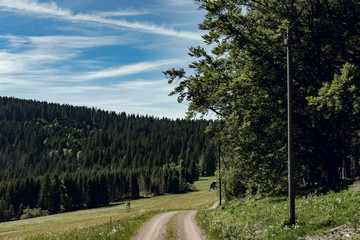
[197,181,360,240]
[25,210,159,240]
[164,213,180,240]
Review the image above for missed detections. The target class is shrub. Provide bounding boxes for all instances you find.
[20,207,49,220]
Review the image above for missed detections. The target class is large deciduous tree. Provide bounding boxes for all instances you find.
[165,0,360,198]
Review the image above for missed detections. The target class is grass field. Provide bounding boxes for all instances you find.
[4,176,360,240]
[0,176,217,239]
[197,180,360,240]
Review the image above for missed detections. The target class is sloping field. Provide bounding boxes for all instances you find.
[0,177,217,239]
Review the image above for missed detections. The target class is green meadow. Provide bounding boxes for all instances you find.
[2,176,359,240]
[197,181,360,240]
[0,177,217,239]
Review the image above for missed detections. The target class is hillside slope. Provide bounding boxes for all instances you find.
[0,97,217,222]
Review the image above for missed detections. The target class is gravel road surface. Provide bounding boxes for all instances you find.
[132,211,179,240]
[132,210,206,240]
[177,210,206,240]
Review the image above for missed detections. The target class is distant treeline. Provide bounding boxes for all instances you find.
[0,97,216,222]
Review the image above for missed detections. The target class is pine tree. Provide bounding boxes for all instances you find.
[48,175,61,214]
[130,172,139,199]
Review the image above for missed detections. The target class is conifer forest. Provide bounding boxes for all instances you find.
[0,97,217,222]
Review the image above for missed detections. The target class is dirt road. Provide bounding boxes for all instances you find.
[177,210,206,240]
[209,201,219,209]
[132,210,206,240]
[132,211,179,240]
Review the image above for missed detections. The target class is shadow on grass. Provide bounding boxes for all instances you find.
[196,178,209,182]
[108,201,126,207]
[296,179,355,197]
[270,179,355,201]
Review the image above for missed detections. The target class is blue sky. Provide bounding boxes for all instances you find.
[0,0,207,119]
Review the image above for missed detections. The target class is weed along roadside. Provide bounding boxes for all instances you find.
[0,177,217,240]
[197,180,360,240]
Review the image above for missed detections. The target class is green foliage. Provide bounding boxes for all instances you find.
[308,63,360,117]
[166,0,360,198]
[165,213,179,240]
[220,167,246,200]
[305,63,360,184]
[0,97,217,222]
[198,183,360,239]
[20,207,49,220]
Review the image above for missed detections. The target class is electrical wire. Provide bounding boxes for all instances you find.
[289,0,317,30]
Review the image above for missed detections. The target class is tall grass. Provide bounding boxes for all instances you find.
[164,213,180,240]
[197,182,360,239]
[25,210,159,240]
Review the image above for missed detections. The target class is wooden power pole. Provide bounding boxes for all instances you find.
[218,144,222,206]
[285,27,295,225]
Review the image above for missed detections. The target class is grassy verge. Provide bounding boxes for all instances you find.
[0,176,217,239]
[164,213,180,240]
[25,210,159,240]
[197,182,360,240]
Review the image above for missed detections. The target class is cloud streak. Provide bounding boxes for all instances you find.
[0,34,126,50]
[93,9,149,17]
[75,59,185,82]
[27,35,126,49]
[0,49,71,74]
[0,34,129,76]
[0,0,202,40]
[0,42,185,82]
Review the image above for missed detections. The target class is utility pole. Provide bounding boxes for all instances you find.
[218,144,222,206]
[283,0,317,226]
[285,27,295,225]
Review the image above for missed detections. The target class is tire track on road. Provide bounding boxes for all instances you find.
[132,211,179,240]
[177,210,206,240]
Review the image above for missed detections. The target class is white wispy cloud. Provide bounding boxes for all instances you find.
[27,35,125,49]
[115,79,173,91]
[0,0,71,17]
[0,40,185,82]
[0,0,202,40]
[76,59,185,82]
[0,49,71,74]
[1,34,126,50]
[0,34,129,75]
[93,9,149,17]
[165,0,197,7]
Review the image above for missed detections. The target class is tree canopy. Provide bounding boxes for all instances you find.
[165,0,360,198]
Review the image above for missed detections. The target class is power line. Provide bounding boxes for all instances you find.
[289,0,317,30]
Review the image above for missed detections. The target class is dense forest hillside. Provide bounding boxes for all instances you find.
[0,97,216,222]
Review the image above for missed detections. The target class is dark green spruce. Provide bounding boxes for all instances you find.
[0,97,217,222]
